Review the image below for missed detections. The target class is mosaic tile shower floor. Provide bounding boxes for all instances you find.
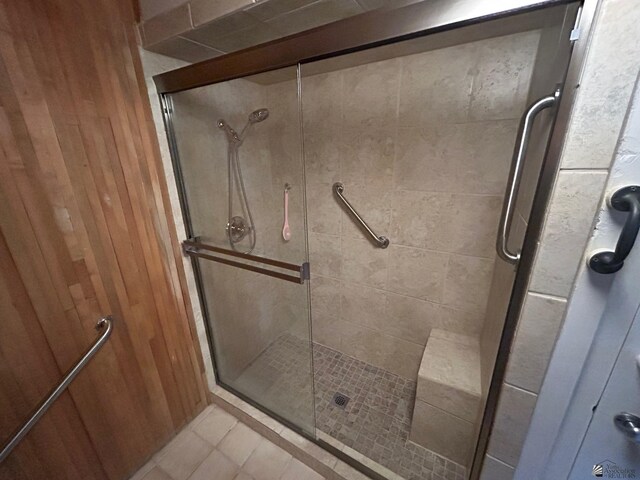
[235,334,467,480]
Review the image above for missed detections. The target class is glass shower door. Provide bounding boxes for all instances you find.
[298,7,574,476]
[165,66,315,434]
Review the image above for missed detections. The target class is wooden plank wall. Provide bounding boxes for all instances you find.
[0,0,209,478]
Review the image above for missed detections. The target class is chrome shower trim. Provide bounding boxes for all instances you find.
[248,108,270,124]
[217,119,241,143]
[220,109,270,254]
[226,216,251,243]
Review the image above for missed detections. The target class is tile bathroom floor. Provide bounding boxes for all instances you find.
[130,404,326,480]
[236,334,467,480]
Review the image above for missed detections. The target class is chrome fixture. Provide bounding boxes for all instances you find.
[227,215,249,243]
[218,108,270,254]
[0,316,113,463]
[248,108,269,124]
[333,182,389,248]
[614,412,640,443]
[497,89,560,264]
[217,119,240,143]
[588,186,640,274]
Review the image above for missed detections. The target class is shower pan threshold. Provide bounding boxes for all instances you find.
[234,333,467,480]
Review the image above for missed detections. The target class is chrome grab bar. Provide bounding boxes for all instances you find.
[497,89,560,264]
[333,182,389,248]
[0,316,113,463]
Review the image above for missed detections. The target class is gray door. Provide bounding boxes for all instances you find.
[569,287,640,479]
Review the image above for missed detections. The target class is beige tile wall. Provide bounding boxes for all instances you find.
[148,26,543,389]
[480,1,640,477]
[304,30,541,380]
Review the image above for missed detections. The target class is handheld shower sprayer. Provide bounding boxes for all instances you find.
[248,108,270,124]
[239,108,270,140]
[218,108,270,254]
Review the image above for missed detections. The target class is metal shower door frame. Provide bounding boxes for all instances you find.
[159,86,320,444]
[154,0,599,478]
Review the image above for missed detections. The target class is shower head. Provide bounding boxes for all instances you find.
[248,108,269,124]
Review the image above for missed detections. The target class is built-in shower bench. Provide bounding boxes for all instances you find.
[409,329,481,467]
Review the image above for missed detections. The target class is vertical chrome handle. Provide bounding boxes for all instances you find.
[497,90,560,264]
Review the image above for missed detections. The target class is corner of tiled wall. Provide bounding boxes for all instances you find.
[480,0,640,478]
[136,0,401,63]
[138,0,243,62]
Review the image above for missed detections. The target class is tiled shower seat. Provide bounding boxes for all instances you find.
[410,329,482,467]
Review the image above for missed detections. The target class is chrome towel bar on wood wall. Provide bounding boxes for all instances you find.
[0,316,113,463]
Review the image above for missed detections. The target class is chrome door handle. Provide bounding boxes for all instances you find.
[497,89,560,264]
[614,413,640,443]
[589,186,640,274]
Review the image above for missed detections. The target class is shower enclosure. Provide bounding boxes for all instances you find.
[155,1,586,478]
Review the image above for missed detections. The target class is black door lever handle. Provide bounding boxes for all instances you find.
[589,186,640,274]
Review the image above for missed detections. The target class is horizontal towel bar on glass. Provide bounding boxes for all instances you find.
[0,316,113,464]
[333,183,389,248]
[182,239,309,284]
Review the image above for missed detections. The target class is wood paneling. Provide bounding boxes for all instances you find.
[0,0,208,478]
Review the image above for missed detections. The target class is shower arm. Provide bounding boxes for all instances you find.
[497,89,560,264]
[333,182,389,249]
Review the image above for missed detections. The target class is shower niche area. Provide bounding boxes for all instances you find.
[157,2,579,479]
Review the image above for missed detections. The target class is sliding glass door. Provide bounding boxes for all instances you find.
[165,66,315,435]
